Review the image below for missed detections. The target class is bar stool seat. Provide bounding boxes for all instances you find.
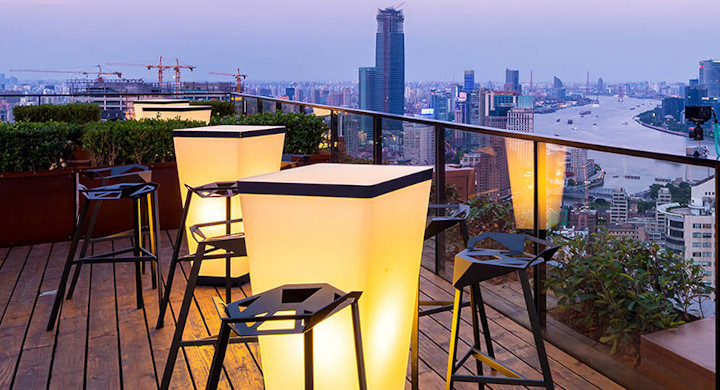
[446,232,559,390]
[206,283,368,390]
[47,180,161,331]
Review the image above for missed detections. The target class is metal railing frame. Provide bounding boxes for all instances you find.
[3,91,719,336]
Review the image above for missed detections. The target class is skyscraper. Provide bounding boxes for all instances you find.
[464,70,475,92]
[375,7,405,118]
[505,68,520,94]
[358,67,377,132]
[699,60,720,98]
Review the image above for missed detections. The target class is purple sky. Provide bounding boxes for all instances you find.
[2,0,718,84]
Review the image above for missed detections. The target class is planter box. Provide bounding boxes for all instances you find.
[0,162,183,247]
[639,316,715,390]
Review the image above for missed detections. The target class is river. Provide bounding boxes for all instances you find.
[534,96,716,194]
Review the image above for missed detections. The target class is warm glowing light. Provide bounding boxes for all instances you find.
[172,125,285,278]
[505,140,566,229]
[237,164,432,390]
[134,99,211,123]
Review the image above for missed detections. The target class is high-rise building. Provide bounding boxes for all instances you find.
[699,60,720,98]
[402,123,434,165]
[597,77,605,93]
[507,108,534,133]
[611,187,629,223]
[662,97,685,121]
[464,70,475,92]
[505,68,520,94]
[375,7,405,119]
[285,87,295,101]
[358,67,377,132]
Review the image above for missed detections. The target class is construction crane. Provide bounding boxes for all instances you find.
[107,56,195,92]
[10,65,122,83]
[209,68,247,93]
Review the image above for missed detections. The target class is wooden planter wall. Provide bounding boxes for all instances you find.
[0,163,183,247]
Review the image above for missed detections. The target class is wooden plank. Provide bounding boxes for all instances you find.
[0,247,10,269]
[85,240,121,390]
[114,238,157,390]
[143,230,194,389]
[48,245,90,390]
[0,243,50,390]
[0,246,31,323]
[14,242,67,390]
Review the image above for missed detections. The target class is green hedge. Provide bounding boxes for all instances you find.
[212,112,327,154]
[190,100,236,118]
[0,122,83,172]
[82,119,206,166]
[13,103,101,124]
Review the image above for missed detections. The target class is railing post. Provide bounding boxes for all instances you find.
[257,98,263,114]
[299,105,305,115]
[533,141,547,329]
[330,111,339,163]
[715,164,719,351]
[373,116,382,165]
[275,101,282,113]
[434,125,447,276]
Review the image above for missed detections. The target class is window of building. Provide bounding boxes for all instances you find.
[703,242,712,247]
[692,242,702,247]
[702,233,712,238]
[692,252,702,257]
[702,224,712,228]
[692,232,702,238]
[703,252,712,257]
[693,223,702,228]
[669,220,683,228]
[669,230,683,238]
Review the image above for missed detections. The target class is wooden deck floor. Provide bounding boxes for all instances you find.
[0,232,623,390]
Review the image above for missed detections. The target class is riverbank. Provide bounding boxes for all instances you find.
[634,117,687,137]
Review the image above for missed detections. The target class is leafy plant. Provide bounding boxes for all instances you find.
[190,100,236,118]
[82,119,205,166]
[0,122,83,172]
[465,195,515,236]
[13,103,101,124]
[212,112,328,154]
[546,230,712,355]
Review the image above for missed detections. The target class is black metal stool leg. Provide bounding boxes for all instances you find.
[224,196,232,303]
[48,200,91,331]
[445,288,463,390]
[473,283,494,360]
[133,198,144,309]
[160,242,206,390]
[468,285,484,390]
[206,321,232,390]
[66,199,102,300]
[411,289,419,390]
[519,270,555,390]
[156,190,192,329]
[350,301,368,390]
[304,329,314,390]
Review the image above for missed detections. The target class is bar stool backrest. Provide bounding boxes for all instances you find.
[83,164,151,184]
[424,204,470,246]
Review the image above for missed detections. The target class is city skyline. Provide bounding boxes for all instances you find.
[2,0,718,83]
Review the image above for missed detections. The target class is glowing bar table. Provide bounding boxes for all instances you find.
[236,163,432,390]
[133,98,189,118]
[172,125,285,282]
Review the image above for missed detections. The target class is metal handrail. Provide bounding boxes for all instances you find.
[232,92,720,169]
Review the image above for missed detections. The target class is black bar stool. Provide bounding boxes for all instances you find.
[160,200,247,390]
[445,232,559,390]
[47,181,162,331]
[411,204,471,389]
[65,164,154,300]
[156,181,243,330]
[205,283,367,390]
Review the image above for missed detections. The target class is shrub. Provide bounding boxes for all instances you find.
[190,100,236,118]
[546,230,712,354]
[13,103,101,124]
[213,112,328,154]
[0,122,83,172]
[82,119,205,166]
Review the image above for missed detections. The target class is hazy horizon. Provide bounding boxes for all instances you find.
[2,0,718,84]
